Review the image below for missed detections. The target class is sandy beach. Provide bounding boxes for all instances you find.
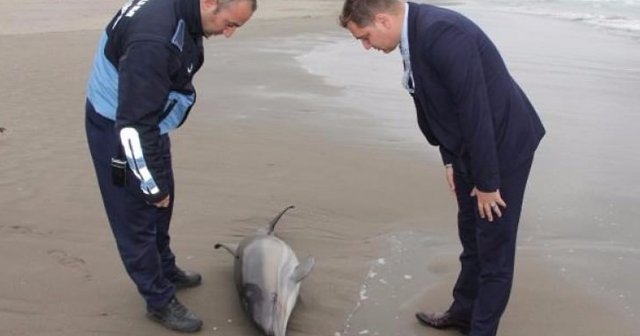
[1,0,640,335]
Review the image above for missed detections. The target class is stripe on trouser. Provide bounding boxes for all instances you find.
[119,127,160,195]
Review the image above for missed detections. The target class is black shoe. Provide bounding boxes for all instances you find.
[416,311,470,334]
[171,268,202,289]
[147,297,203,333]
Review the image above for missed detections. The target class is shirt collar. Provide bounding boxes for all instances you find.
[401,2,410,54]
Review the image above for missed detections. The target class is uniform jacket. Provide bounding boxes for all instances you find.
[86,0,204,203]
[406,2,545,191]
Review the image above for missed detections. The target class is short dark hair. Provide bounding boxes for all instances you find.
[339,0,401,28]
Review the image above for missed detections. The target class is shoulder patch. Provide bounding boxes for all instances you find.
[171,20,185,52]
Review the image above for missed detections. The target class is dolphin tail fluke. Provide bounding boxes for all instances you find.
[266,205,295,235]
[291,256,315,283]
[214,243,238,258]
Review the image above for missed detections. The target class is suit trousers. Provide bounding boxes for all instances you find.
[448,155,534,336]
[85,101,177,311]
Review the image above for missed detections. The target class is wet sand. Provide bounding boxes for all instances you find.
[1,0,639,335]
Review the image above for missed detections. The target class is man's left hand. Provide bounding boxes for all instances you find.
[154,195,171,208]
[470,188,506,222]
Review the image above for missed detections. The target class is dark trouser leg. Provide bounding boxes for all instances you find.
[470,157,532,336]
[85,102,176,311]
[448,168,482,320]
[450,157,533,336]
[155,139,178,279]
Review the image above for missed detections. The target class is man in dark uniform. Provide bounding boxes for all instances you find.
[85,0,255,332]
[339,1,545,335]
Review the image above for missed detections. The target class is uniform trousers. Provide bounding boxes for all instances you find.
[85,101,177,311]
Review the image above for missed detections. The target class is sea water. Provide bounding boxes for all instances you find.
[474,0,640,40]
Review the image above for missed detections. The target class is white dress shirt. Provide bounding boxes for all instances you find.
[399,2,414,94]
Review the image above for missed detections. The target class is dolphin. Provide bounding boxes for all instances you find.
[215,205,315,336]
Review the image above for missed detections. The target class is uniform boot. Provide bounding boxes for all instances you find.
[147,296,202,333]
[171,268,202,289]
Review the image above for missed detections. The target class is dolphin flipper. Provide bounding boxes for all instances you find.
[291,256,315,283]
[214,243,239,258]
[264,205,295,235]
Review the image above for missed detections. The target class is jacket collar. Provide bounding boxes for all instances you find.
[178,0,204,36]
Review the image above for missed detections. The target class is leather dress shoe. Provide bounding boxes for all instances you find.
[416,311,470,334]
[171,268,202,289]
[147,296,202,333]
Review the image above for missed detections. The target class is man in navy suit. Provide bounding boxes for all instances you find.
[339,1,545,335]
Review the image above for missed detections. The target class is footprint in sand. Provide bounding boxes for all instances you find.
[4,225,51,236]
[47,249,93,281]
[7,225,35,235]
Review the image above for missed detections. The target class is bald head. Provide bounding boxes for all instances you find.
[215,0,257,13]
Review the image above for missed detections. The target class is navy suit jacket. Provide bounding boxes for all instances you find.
[406,2,545,191]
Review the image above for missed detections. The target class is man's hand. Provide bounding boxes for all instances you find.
[154,195,171,208]
[470,188,506,222]
[445,164,455,192]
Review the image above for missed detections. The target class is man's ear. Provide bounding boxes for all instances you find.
[374,13,393,30]
[202,0,218,11]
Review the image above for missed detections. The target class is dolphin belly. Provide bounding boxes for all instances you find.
[214,206,314,336]
[237,236,300,335]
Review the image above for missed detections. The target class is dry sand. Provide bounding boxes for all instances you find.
[1,0,639,335]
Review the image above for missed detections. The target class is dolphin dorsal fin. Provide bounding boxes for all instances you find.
[265,205,295,235]
[291,256,315,283]
[214,243,239,258]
